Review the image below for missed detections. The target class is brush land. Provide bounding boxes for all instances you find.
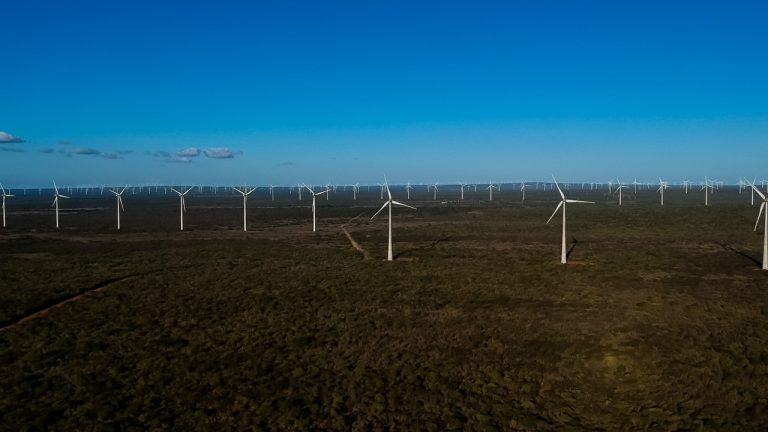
[1,186,767,430]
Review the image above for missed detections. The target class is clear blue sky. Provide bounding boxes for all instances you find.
[2,0,767,186]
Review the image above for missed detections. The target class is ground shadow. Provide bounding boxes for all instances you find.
[719,243,762,268]
[394,238,449,260]
[566,237,578,260]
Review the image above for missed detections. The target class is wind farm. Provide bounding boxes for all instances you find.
[3,0,768,429]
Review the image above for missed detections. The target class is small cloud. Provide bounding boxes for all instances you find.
[277,161,295,166]
[99,152,121,159]
[58,140,72,146]
[0,146,25,152]
[39,148,55,154]
[176,147,200,157]
[0,131,25,143]
[203,147,235,159]
[115,150,133,155]
[60,147,100,156]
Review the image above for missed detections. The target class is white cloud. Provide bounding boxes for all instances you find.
[203,147,235,159]
[176,147,201,157]
[0,131,25,143]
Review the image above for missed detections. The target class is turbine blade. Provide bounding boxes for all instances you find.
[371,201,390,220]
[756,202,766,232]
[119,197,125,212]
[546,201,564,224]
[748,180,767,200]
[170,187,181,195]
[565,199,594,204]
[391,200,416,210]
[59,194,70,199]
[316,190,328,196]
[551,175,565,199]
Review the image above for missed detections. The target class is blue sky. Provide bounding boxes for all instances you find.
[2,1,767,186]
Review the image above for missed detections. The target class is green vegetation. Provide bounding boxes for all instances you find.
[1,187,767,429]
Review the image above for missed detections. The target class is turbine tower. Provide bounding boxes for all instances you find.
[52,181,70,229]
[171,186,193,231]
[303,184,328,232]
[1,183,13,228]
[110,186,127,230]
[546,175,594,264]
[234,186,256,231]
[371,177,417,261]
[747,180,768,270]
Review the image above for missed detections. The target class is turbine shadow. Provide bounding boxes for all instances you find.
[566,237,578,260]
[719,243,762,269]
[394,238,449,260]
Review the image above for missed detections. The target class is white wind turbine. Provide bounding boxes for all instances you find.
[486,180,498,201]
[233,186,256,231]
[701,178,714,206]
[546,175,594,264]
[747,180,768,270]
[1,183,13,228]
[109,186,127,230]
[52,181,70,229]
[459,183,466,201]
[432,182,439,200]
[170,186,193,231]
[521,182,529,202]
[657,178,668,206]
[371,177,417,261]
[303,184,329,232]
[614,179,628,206]
[405,182,414,200]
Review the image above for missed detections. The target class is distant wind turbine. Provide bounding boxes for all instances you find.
[747,180,768,270]
[1,183,13,228]
[52,181,70,229]
[233,186,256,231]
[614,179,628,206]
[486,180,498,201]
[701,178,714,206]
[170,186,193,231]
[371,177,417,261]
[546,175,594,264]
[657,178,668,206]
[303,184,329,232]
[109,186,127,230]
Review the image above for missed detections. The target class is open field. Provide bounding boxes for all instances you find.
[2,186,768,430]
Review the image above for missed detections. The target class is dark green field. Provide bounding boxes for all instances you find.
[2,186,767,430]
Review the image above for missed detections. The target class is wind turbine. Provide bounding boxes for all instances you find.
[1,183,13,228]
[459,183,466,201]
[521,182,529,202]
[170,186,193,231]
[405,182,414,200]
[371,177,417,261]
[546,175,594,264]
[701,178,714,206]
[109,186,127,230]
[614,179,628,206]
[657,178,668,206]
[432,182,439,200]
[303,184,328,232]
[52,181,70,229]
[486,180,498,201]
[233,186,256,231]
[747,180,768,270]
